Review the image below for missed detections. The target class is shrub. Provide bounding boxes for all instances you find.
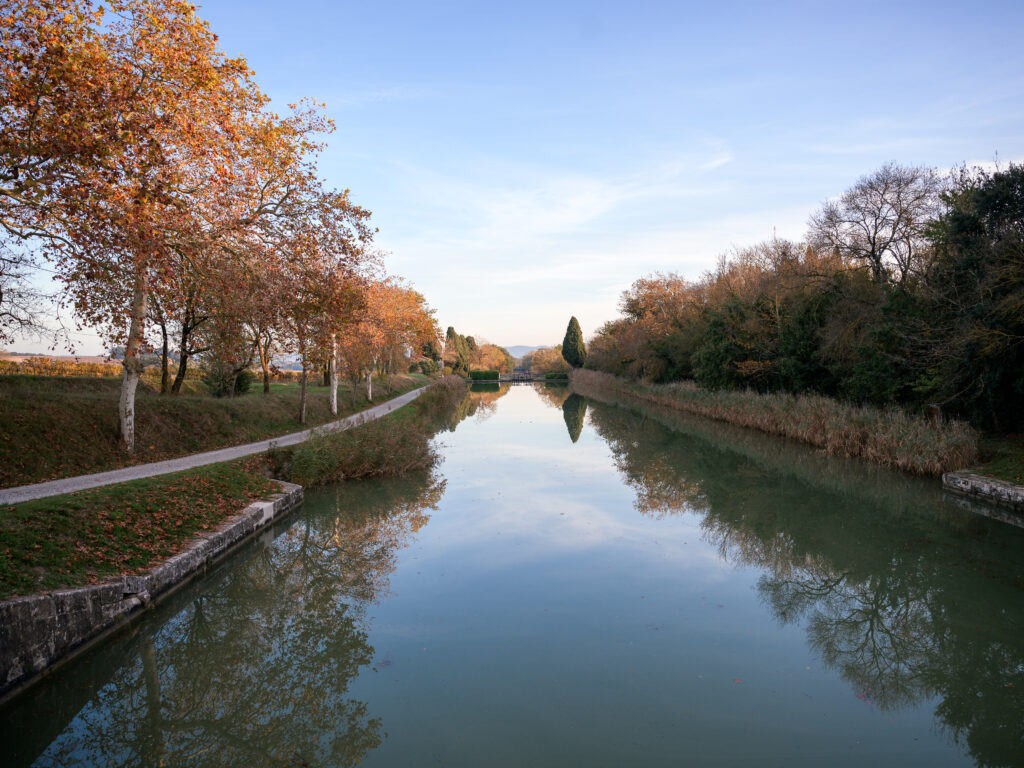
[469,369,499,380]
[203,365,254,397]
[545,372,569,380]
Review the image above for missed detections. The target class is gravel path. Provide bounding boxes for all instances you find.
[0,386,427,505]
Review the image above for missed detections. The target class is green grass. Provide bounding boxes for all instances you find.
[973,435,1024,484]
[0,457,277,599]
[0,373,428,488]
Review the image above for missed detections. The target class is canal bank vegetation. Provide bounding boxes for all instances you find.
[573,369,978,475]
[0,373,426,489]
[581,385,966,522]
[275,376,468,486]
[583,162,1023,474]
[0,377,468,599]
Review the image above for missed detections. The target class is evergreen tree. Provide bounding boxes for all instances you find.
[445,326,472,375]
[561,316,587,368]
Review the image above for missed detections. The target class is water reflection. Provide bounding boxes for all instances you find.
[3,472,446,768]
[441,382,513,429]
[7,383,1024,767]
[584,397,1024,768]
[561,394,587,443]
[531,381,570,409]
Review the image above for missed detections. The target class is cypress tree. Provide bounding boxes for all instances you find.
[561,316,586,368]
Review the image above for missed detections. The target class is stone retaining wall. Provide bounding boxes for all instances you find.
[942,471,1024,513]
[0,481,303,702]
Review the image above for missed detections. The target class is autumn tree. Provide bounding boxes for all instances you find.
[1,1,109,244]
[471,342,514,373]
[1,1,115,344]
[522,346,569,375]
[376,281,439,392]
[4,1,285,449]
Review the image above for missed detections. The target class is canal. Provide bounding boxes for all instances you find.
[3,382,1023,766]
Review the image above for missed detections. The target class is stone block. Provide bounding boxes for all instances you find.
[943,471,1024,513]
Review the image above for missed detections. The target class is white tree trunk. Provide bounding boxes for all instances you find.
[329,332,338,415]
[119,267,148,452]
[365,369,373,401]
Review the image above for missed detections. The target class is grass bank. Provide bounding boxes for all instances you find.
[0,376,467,600]
[273,376,469,486]
[973,435,1024,484]
[0,373,425,488]
[0,457,277,599]
[571,369,979,476]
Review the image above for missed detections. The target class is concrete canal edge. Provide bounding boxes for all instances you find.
[942,470,1024,516]
[0,480,304,704]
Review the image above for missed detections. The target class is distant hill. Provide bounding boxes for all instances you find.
[504,345,547,358]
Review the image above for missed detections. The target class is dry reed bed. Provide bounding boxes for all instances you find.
[571,369,978,475]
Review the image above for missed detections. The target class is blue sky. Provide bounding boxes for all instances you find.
[19,0,1024,352]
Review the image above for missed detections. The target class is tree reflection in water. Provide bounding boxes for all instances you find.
[527,383,588,444]
[532,381,570,410]
[585,397,1024,768]
[14,471,446,768]
[439,382,513,430]
[561,394,587,443]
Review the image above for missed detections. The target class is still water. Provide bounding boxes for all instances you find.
[3,383,1023,767]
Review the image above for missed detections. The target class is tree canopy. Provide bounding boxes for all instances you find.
[1,0,438,445]
[587,162,1024,431]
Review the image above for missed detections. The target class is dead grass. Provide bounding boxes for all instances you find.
[571,369,979,476]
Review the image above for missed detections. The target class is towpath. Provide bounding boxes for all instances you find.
[0,386,427,505]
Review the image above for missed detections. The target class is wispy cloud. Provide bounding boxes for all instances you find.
[328,84,435,109]
[367,143,820,343]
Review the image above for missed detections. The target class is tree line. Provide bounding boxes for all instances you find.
[587,162,1024,432]
[439,327,514,376]
[1,0,439,450]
